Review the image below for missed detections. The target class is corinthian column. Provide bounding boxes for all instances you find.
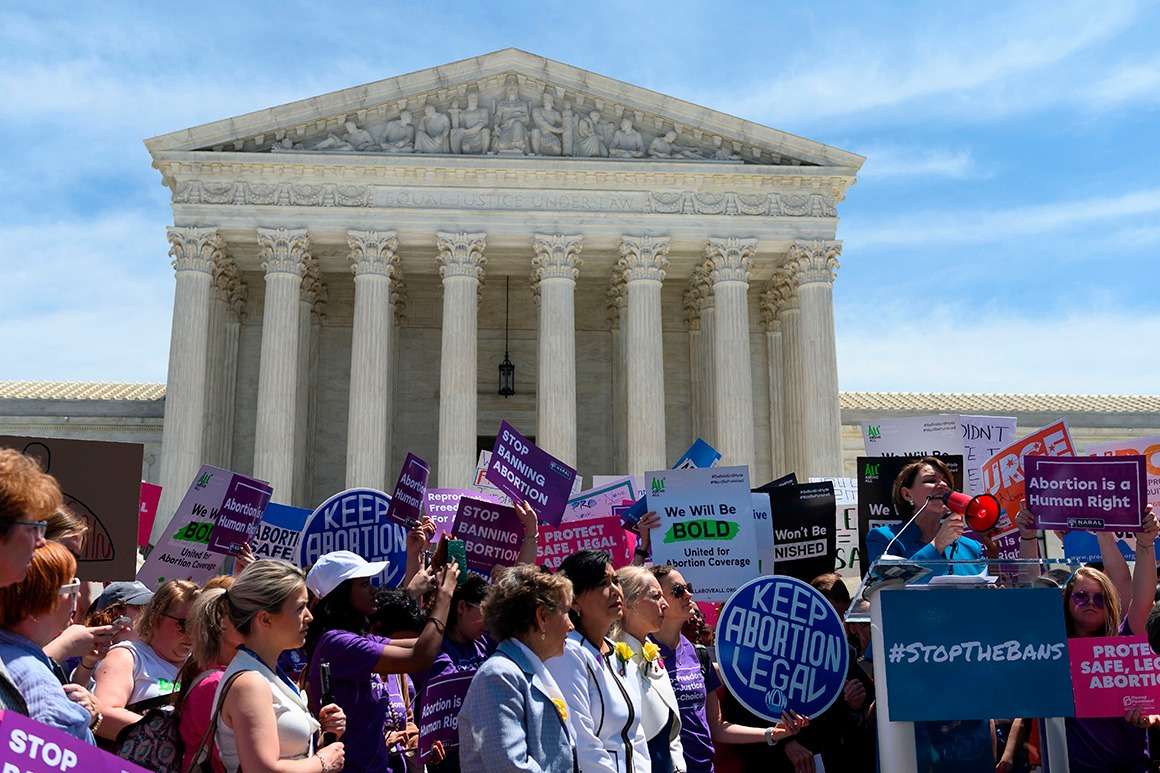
[154,227,221,542]
[705,237,758,469]
[253,227,309,500]
[532,234,583,467]
[759,287,786,477]
[685,267,716,446]
[772,267,804,477]
[203,254,243,469]
[345,230,399,489]
[294,259,325,506]
[620,235,670,477]
[436,232,486,487]
[789,240,843,477]
[607,275,628,474]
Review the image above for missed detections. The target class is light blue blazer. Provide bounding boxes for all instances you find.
[459,638,578,773]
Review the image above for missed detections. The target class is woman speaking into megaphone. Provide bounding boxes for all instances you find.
[865,456,1003,571]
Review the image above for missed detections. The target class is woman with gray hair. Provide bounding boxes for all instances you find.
[210,560,347,773]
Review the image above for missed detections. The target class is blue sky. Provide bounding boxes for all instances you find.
[2,0,1159,393]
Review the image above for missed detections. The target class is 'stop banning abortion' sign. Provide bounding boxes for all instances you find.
[714,575,849,720]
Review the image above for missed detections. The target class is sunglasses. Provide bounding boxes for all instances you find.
[58,578,81,598]
[1070,590,1106,610]
[163,614,189,634]
[13,520,48,538]
[670,582,694,599]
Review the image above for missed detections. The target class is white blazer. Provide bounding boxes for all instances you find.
[613,632,685,773]
[547,631,649,773]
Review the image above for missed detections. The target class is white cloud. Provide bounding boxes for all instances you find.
[844,187,1160,249]
[836,303,1160,393]
[1085,56,1160,107]
[857,145,982,180]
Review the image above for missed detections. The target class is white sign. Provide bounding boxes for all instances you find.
[644,466,759,602]
[751,493,774,574]
[811,476,859,578]
[959,415,1018,496]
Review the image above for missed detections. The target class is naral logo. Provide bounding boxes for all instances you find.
[651,478,666,495]
[867,425,881,440]
[194,471,213,490]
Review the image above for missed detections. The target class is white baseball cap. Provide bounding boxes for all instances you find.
[306,551,390,600]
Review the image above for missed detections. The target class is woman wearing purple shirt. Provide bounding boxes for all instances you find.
[304,551,458,773]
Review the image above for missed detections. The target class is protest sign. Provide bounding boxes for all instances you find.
[715,575,849,720]
[881,587,1074,720]
[754,472,798,491]
[452,496,526,576]
[982,419,1075,527]
[856,455,963,576]
[137,482,162,549]
[751,494,774,574]
[138,465,270,587]
[471,451,509,501]
[614,496,648,532]
[205,475,274,556]
[486,421,578,525]
[1088,437,1160,508]
[959,415,1017,496]
[767,481,836,582]
[672,438,722,470]
[538,516,631,571]
[1068,635,1160,718]
[252,502,311,562]
[0,709,151,773]
[861,415,963,458]
[296,489,406,586]
[811,477,859,578]
[1063,531,1136,563]
[562,477,637,523]
[425,488,501,543]
[698,601,722,632]
[385,452,430,527]
[417,670,476,763]
[1026,455,1147,531]
[646,465,758,602]
[0,435,142,582]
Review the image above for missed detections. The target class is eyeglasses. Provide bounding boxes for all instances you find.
[58,578,81,598]
[670,582,694,599]
[1070,590,1106,610]
[163,614,189,633]
[13,520,48,537]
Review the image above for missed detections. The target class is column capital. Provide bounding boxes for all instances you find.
[607,271,627,327]
[167,226,223,273]
[392,276,408,325]
[348,229,400,276]
[531,233,583,284]
[436,231,487,281]
[704,237,758,285]
[300,256,328,322]
[683,268,711,331]
[788,240,842,286]
[257,227,310,276]
[618,234,671,283]
[212,254,248,319]
[769,267,800,314]
[759,287,783,332]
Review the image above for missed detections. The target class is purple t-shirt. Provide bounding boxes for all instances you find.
[308,630,401,773]
[658,635,720,773]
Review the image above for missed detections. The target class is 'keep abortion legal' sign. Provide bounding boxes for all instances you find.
[715,575,849,720]
[1026,455,1147,531]
[297,488,407,586]
[486,421,578,525]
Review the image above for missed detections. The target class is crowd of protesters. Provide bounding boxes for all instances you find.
[5,445,1160,772]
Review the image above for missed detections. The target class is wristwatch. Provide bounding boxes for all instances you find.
[763,726,775,746]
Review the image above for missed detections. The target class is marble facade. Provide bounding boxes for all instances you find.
[143,49,865,539]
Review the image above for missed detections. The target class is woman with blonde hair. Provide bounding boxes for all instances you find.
[212,559,346,773]
[613,565,684,773]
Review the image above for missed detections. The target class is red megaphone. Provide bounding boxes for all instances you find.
[942,491,1001,532]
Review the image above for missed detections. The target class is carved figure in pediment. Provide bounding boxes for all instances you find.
[530,92,567,156]
[450,89,491,154]
[382,111,415,153]
[648,130,703,159]
[608,118,646,158]
[575,111,608,157]
[415,104,451,153]
[592,111,617,148]
[313,120,375,151]
[492,76,530,155]
[711,135,741,161]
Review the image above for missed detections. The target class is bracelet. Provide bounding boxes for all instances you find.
[425,616,446,633]
[763,726,775,746]
[90,711,103,733]
[316,751,338,773]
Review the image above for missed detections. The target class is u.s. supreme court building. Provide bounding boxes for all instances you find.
[144,48,862,534]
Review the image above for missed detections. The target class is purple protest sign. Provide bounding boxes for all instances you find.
[417,670,476,762]
[386,452,430,527]
[1026,455,1148,531]
[0,709,151,772]
[207,474,274,555]
[451,496,525,576]
[424,488,502,543]
[485,420,577,525]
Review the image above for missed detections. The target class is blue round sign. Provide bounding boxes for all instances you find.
[297,488,407,587]
[714,574,849,720]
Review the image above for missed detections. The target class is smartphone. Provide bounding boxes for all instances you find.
[319,660,337,746]
[112,615,132,629]
[446,539,468,585]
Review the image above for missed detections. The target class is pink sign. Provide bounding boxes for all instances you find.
[137,482,162,548]
[697,601,722,632]
[537,516,631,571]
[1069,635,1160,717]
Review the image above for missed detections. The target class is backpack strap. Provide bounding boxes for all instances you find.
[694,645,711,684]
[184,670,249,773]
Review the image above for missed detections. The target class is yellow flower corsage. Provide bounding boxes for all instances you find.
[641,642,660,663]
[614,641,635,663]
[552,697,569,721]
